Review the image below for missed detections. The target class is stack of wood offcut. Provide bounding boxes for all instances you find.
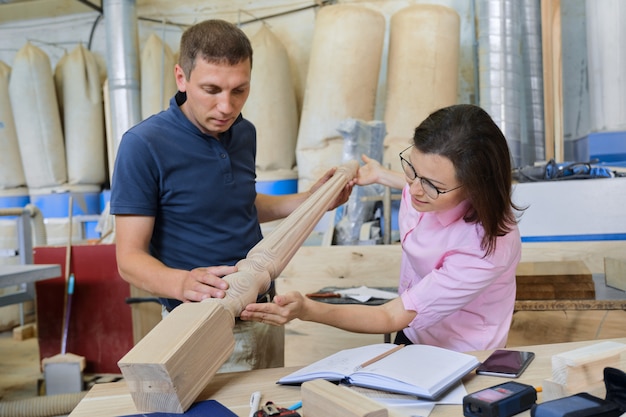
[515,261,595,300]
[542,341,626,400]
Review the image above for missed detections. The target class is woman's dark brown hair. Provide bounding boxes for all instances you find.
[413,104,523,256]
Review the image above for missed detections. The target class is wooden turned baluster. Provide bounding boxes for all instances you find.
[118,160,359,413]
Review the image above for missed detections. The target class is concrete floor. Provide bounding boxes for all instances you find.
[0,330,40,401]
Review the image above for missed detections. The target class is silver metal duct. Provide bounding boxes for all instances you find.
[104,0,142,163]
[520,0,545,163]
[586,0,626,132]
[476,0,544,167]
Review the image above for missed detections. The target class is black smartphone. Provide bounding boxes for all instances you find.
[475,349,535,378]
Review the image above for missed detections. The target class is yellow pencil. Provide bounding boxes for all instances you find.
[355,344,406,371]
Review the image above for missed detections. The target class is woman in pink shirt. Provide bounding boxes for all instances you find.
[241,104,524,352]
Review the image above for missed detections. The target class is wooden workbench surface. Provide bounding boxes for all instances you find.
[69,337,626,417]
[276,245,626,364]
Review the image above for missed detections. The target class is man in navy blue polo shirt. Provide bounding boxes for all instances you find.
[110,19,353,371]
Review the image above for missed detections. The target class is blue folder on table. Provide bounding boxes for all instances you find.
[121,400,237,416]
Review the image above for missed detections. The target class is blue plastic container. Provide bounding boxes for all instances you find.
[100,189,111,212]
[30,192,101,217]
[256,178,298,195]
[0,194,31,219]
[0,194,30,209]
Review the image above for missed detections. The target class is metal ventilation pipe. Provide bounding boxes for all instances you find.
[103,0,141,164]
[477,0,523,167]
[476,0,544,167]
[586,0,626,132]
[520,0,545,163]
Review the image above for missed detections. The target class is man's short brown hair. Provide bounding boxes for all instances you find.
[178,19,253,79]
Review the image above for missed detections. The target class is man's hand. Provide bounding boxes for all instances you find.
[309,167,357,210]
[240,291,306,325]
[180,265,236,302]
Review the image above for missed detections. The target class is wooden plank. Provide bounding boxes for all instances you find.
[550,341,626,391]
[12,323,36,341]
[515,261,595,300]
[507,310,626,348]
[516,260,591,281]
[119,302,235,413]
[517,275,593,284]
[516,284,595,300]
[301,379,388,417]
[128,286,161,345]
[281,245,402,283]
[605,257,626,291]
[541,0,564,161]
[514,300,626,311]
[521,241,626,274]
[42,352,86,370]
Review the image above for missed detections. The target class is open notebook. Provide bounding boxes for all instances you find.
[279,343,479,400]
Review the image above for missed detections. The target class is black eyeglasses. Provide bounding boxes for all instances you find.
[399,145,463,200]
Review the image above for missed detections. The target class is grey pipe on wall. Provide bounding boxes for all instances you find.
[103,0,142,166]
[476,0,545,168]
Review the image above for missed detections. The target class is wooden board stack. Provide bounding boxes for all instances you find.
[515,261,595,300]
